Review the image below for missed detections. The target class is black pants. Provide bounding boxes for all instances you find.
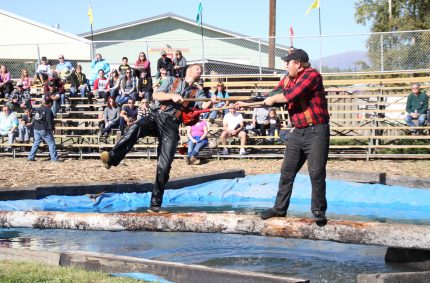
[108,112,180,207]
[273,124,330,214]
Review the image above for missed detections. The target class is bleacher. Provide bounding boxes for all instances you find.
[1,71,430,160]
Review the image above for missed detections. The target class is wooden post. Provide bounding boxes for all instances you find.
[268,0,276,69]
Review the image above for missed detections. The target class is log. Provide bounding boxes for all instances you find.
[0,211,429,250]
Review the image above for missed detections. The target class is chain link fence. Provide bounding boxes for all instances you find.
[1,30,430,79]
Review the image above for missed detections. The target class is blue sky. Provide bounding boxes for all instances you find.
[2,0,370,58]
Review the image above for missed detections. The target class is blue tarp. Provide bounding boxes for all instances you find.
[111,272,173,283]
[0,174,429,222]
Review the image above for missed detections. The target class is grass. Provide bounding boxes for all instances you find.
[0,260,146,283]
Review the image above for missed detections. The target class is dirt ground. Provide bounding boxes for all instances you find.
[0,157,429,189]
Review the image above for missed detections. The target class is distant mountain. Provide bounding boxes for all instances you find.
[311,51,370,71]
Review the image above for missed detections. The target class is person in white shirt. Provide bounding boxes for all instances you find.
[220,107,247,155]
[34,56,51,84]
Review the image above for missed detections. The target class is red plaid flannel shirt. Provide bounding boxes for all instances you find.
[276,68,329,128]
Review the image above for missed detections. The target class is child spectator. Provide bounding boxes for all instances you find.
[186,117,208,165]
[137,68,153,101]
[17,108,33,143]
[118,57,132,78]
[20,69,32,93]
[267,108,281,144]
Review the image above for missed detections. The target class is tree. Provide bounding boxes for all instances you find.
[355,0,430,32]
[355,0,430,71]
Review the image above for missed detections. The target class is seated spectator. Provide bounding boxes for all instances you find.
[119,98,138,135]
[7,82,32,112]
[55,54,74,82]
[153,67,168,92]
[89,53,110,86]
[116,69,137,105]
[69,64,89,98]
[220,107,247,155]
[43,76,65,112]
[156,50,173,78]
[108,69,121,99]
[17,108,33,143]
[0,105,18,151]
[198,80,213,119]
[118,57,132,79]
[137,68,153,101]
[252,106,270,136]
[20,69,32,93]
[405,83,428,134]
[173,50,187,78]
[267,108,281,144]
[44,80,62,115]
[27,98,61,162]
[93,69,109,103]
[209,82,230,122]
[137,99,150,120]
[0,65,13,99]
[100,97,120,138]
[186,117,208,165]
[134,52,151,76]
[33,56,51,85]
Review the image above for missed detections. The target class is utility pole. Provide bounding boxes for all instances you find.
[268,0,276,69]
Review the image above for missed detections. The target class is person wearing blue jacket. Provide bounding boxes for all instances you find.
[89,53,110,86]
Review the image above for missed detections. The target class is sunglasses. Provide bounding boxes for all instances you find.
[59,57,64,59]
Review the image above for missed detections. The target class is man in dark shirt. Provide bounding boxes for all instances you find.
[101,64,217,213]
[404,83,428,134]
[27,98,61,162]
[257,48,330,223]
[156,50,173,78]
[119,98,138,134]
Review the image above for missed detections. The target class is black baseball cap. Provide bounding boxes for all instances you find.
[281,48,309,63]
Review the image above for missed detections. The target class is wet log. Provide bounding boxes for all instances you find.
[0,211,429,250]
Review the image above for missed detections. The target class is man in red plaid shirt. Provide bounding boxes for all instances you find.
[259,48,330,223]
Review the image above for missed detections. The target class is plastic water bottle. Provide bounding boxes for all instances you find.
[274,129,279,138]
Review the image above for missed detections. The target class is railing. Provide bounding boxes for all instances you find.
[2,30,430,78]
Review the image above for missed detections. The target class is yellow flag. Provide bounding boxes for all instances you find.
[305,0,319,15]
[88,4,93,25]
